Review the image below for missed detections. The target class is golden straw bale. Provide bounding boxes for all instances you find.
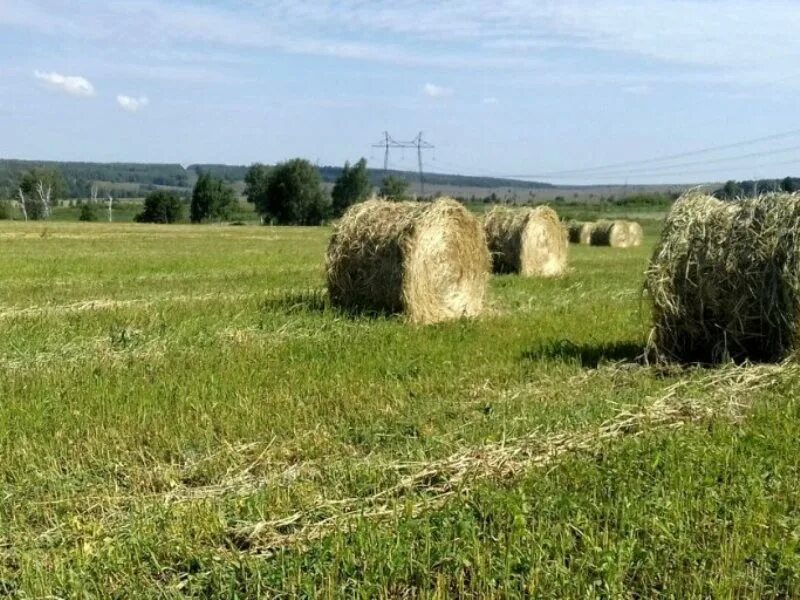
[326,198,490,324]
[646,191,800,363]
[484,206,568,276]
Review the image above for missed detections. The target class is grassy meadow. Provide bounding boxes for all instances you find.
[1,216,800,597]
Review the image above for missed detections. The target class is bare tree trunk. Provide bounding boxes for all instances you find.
[107,194,113,222]
[35,181,52,220]
[91,184,98,204]
[17,188,28,222]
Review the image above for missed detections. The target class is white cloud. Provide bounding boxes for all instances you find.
[117,95,149,112]
[423,83,453,98]
[482,96,499,104]
[33,70,95,97]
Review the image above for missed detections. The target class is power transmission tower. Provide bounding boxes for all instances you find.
[370,131,435,196]
[411,132,435,195]
[372,131,397,174]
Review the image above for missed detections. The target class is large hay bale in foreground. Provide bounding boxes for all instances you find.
[590,220,640,247]
[646,191,800,363]
[326,198,490,324]
[484,206,568,276]
[567,221,594,245]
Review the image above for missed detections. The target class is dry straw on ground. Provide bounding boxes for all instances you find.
[230,362,783,555]
[590,220,642,248]
[484,206,568,276]
[646,191,800,363]
[567,221,594,245]
[326,198,490,324]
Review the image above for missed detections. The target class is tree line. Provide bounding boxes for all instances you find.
[0,158,416,224]
[714,177,800,199]
[0,159,552,202]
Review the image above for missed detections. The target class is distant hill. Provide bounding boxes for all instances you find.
[0,159,553,199]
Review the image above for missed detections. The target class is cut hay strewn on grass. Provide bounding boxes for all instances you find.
[484,206,568,276]
[646,191,800,363]
[590,219,642,248]
[326,198,490,324]
[231,362,782,555]
[567,221,594,245]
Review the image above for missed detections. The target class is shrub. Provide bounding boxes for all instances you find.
[79,203,99,222]
[136,191,185,224]
[379,176,410,201]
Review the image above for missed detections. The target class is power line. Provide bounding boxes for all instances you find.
[427,146,800,184]
[515,127,800,179]
[539,144,800,180]
[556,157,800,181]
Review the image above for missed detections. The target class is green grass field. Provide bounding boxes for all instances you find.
[1,219,800,597]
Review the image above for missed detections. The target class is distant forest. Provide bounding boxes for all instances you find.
[0,159,553,199]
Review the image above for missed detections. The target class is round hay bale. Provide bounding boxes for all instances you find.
[645,191,800,363]
[625,221,644,247]
[484,205,568,276]
[326,198,490,324]
[590,219,638,248]
[567,221,594,245]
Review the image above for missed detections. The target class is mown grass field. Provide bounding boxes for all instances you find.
[1,217,800,597]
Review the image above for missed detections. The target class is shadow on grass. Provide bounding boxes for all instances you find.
[521,339,646,368]
[259,288,330,314]
[258,289,399,322]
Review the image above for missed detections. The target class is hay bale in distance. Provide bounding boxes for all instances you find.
[626,221,644,247]
[326,198,490,324]
[590,219,640,248]
[646,191,800,363]
[567,221,594,245]
[484,206,568,276]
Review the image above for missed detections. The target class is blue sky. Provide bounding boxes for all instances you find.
[2,0,800,184]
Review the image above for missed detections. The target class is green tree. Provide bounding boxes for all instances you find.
[0,200,10,220]
[719,180,742,199]
[331,158,371,217]
[252,158,330,225]
[244,163,271,205]
[190,173,236,223]
[136,190,185,224]
[379,176,410,201]
[782,177,798,193]
[78,203,99,222]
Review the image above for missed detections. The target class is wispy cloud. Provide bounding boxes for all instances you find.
[482,96,499,104]
[423,83,453,98]
[8,1,800,86]
[117,95,149,112]
[622,84,652,95]
[33,70,95,97]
